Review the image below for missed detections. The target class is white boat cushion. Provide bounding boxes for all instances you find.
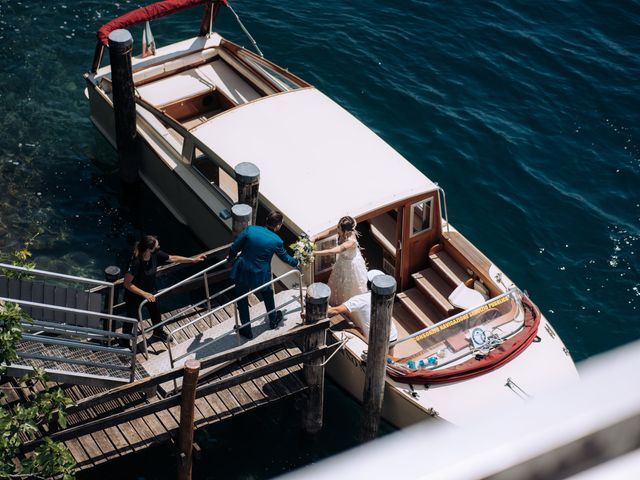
[448,283,486,310]
[136,60,260,107]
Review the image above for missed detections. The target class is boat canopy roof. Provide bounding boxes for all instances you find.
[96,0,216,46]
[191,88,436,236]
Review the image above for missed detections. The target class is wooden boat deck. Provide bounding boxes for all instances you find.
[0,293,308,472]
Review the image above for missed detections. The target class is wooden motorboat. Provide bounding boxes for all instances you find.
[85,0,578,426]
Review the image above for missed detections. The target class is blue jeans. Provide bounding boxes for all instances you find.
[235,284,277,335]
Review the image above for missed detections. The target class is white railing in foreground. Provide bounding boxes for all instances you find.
[0,296,139,383]
[0,262,116,315]
[166,269,304,369]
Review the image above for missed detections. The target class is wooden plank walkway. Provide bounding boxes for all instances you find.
[1,292,311,472]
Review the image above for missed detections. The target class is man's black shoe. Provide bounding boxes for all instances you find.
[239,328,254,340]
[153,329,170,343]
[269,310,284,329]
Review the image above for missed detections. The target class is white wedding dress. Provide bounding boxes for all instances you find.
[328,235,368,306]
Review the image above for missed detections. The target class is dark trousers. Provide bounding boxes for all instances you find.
[123,296,161,336]
[235,283,276,336]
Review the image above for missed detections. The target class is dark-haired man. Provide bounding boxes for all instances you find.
[327,269,398,355]
[227,211,299,339]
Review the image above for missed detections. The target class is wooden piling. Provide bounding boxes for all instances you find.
[104,265,121,283]
[178,360,200,480]
[231,203,252,238]
[234,162,260,226]
[108,29,139,184]
[302,282,330,434]
[361,274,396,442]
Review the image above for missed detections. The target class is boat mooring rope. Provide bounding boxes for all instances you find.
[471,332,504,359]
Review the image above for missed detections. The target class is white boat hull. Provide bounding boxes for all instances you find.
[326,311,578,428]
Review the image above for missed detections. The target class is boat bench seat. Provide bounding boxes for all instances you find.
[137,59,261,108]
[132,48,218,84]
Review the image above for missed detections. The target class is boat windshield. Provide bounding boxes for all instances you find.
[236,51,302,91]
[399,289,526,366]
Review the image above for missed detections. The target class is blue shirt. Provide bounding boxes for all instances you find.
[228,225,298,288]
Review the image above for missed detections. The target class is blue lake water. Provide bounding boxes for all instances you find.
[0,0,638,478]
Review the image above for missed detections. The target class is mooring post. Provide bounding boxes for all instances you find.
[108,29,139,184]
[234,162,260,226]
[231,203,252,238]
[103,265,121,344]
[302,282,329,434]
[361,274,396,442]
[178,360,200,480]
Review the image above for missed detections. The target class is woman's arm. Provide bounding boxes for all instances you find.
[167,254,206,264]
[123,272,156,302]
[315,238,356,256]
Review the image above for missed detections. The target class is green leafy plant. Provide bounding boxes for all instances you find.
[0,301,31,368]
[0,320,76,478]
[0,233,39,279]
[0,242,76,479]
[0,369,75,479]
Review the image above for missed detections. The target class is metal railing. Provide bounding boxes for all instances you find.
[437,186,450,237]
[167,269,304,369]
[0,297,139,383]
[138,258,230,356]
[0,263,116,314]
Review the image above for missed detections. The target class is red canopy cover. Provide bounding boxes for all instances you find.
[97,0,223,46]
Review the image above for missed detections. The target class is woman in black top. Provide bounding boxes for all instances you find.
[123,235,205,342]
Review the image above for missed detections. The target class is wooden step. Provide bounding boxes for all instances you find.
[390,303,424,359]
[412,268,457,316]
[428,249,470,288]
[396,288,443,329]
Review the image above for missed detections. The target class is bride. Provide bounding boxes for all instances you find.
[314,216,368,306]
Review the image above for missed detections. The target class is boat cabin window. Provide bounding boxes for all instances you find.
[191,148,238,202]
[410,198,433,237]
[237,51,302,91]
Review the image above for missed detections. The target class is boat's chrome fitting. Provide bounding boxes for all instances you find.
[408,384,419,399]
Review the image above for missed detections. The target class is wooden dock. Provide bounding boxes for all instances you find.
[1,292,331,472]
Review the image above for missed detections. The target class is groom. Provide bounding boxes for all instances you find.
[227,211,299,339]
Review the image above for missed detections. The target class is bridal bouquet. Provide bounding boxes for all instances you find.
[290,235,316,267]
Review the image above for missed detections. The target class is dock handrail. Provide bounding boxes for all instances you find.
[0,262,117,315]
[0,296,139,383]
[138,258,230,355]
[166,269,304,369]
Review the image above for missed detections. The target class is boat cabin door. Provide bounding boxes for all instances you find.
[398,193,441,290]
